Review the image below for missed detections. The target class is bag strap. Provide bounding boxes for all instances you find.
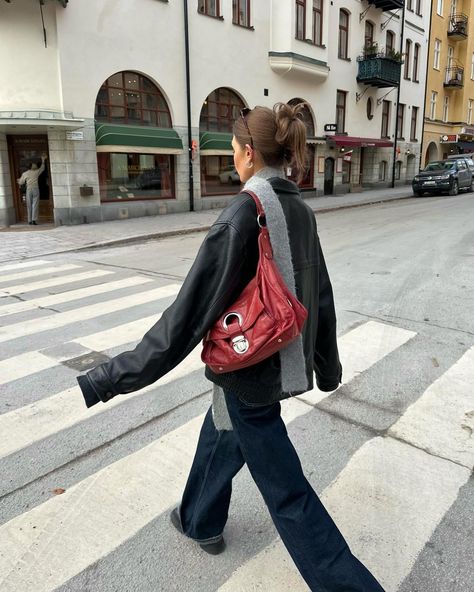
[240,190,273,260]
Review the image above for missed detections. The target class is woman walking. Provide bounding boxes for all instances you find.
[77,103,385,591]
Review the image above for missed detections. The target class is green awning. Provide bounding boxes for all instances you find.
[199,131,233,155]
[95,123,183,154]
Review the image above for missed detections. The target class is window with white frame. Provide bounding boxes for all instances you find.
[378,160,387,181]
[430,91,438,119]
[413,43,420,81]
[416,0,422,15]
[437,0,443,16]
[468,99,473,125]
[404,39,412,79]
[450,0,457,17]
[434,39,441,70]
[443,96,449,122]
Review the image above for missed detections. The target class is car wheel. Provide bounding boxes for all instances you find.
[449,180,459,196]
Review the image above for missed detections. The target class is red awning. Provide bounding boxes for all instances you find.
[329,135,393,148]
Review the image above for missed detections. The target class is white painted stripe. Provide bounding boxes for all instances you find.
[0,284,180,345]
[0,313,162,387]
[0,264,80,285]
[281,321,416,424]
[0,260,51,273]
[0,276,152,318]
[218,438,470,592]
[0,413,204,592]
[0,346,202,458]
[389,346,474,469]
[0,322,419,590]
[0,352,58,385]
[0,270,115,296]
[74,313,161,352]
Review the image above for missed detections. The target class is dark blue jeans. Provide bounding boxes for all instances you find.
[179,391,385,592]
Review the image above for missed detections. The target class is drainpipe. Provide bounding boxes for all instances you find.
[183,0,194,211]
[419,1,434,171]
[391,2,406,188]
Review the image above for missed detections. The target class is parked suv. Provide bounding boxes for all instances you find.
[412,159,472,196]
[447,154,474,179]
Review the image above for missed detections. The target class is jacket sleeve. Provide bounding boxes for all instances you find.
[77,221,247,407]
[313,242,342,392]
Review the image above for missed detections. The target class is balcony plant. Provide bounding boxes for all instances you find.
[363,41,379,58]
[385,48,403,62]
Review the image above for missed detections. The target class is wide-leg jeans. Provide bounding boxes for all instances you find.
[178,390,385,592]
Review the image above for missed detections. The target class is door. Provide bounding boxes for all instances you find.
[457,159,470,187]
[8,135,53,224]
[324,158,334,195]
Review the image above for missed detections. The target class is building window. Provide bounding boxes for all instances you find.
[365,21,374,49]
[336,90,347,133]
[386,30,395,53]
[407,0,413,11]
[443,96,449,122]
[312,0,323,46]
[450,0,457,17]
[395,161,402,180]
[416,0,422,15]
[198,0,220,17]
[413,43,420,81]
[468,99,473,125]
[199,87,245,132]
[397,103,405,139]
[471,53,474,79]
[296,0,306,40]
[288,98,316,136]
[97,153,174,202]
[379,160,387,181]
[338,10,349,59]
[410,106,419,141]
[233,0,251,27]
[367,97,373,120]
[430,91,438,120]
[437,0,443,16]
[434,39,441,70]
[381,100,390,138]
[95,71,172,127]
[404,39,412,79]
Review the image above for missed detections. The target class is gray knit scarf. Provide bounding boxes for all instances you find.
[211,166,309,430]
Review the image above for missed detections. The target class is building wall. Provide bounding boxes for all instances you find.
[0,0,429,225]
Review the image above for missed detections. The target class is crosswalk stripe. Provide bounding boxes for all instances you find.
[0,346,200,459]
[0,276,153,318]
[0,321,415,467]
[0,264,80,285]
[0,313,162,387]
[0,270,115,296]
[218,438,471,592]
[281,321,416,424]
[389,346,474,469]
[0,284,181,345]
[0,321,420,590]
[0,260,52,273]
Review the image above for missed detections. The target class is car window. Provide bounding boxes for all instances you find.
[424,161,455,171]
[457,161,466,169]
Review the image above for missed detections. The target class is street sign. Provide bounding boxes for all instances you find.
[324,124,337,132]
[66,131,84,141]
[440,134,457,143]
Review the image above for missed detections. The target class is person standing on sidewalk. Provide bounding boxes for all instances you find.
[76,103,386,591]
[17,154,47,225]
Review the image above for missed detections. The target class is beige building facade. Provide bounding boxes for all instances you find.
[423,0,474,164]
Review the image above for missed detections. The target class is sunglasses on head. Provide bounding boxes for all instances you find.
[240,107,254,148]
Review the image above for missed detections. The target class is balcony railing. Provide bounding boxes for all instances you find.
[356,53,402,88]
[448,14,468,40]
[367,0,404,11]
[444,66,464,89]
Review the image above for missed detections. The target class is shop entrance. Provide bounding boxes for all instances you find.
[324,157,334,195]
[8,135,53,224]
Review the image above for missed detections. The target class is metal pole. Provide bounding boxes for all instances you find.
[183,0,194,211]
[391,2,406,188]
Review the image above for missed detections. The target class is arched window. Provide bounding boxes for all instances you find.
[200,87,245,133]
[404,39,412,79]
[395,160,402,180]
[379,160,387,181]
[288,98,316,136]
[386,30,395,54]
[338,10,349,59]
[365,21,374,49]
[95,71,171,127]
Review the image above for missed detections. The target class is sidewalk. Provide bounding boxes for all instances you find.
[0,186,413,264]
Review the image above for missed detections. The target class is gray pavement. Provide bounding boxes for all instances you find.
[0,186,413,263]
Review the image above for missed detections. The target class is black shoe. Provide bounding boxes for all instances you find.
[32,221,38,225]
[28,222,33,225]
[170,507,226,555]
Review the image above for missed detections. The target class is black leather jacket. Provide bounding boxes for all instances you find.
[77,178,342,408]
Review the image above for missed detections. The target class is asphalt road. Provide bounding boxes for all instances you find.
[0,193,473,592]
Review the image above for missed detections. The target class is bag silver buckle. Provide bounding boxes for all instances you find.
[232,335,249,354]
